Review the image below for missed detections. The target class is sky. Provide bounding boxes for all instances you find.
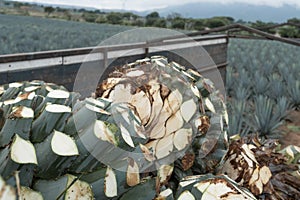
[12,0,300,11]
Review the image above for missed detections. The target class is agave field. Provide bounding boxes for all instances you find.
[0,14,131,55]
[0,55,299,199]
[226,39,300,138]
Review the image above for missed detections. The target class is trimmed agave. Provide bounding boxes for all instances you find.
[0,57,229,199]
[220,136,300,199]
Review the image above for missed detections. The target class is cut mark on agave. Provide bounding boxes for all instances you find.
[178,191,195,200]
[158,165,174,184]
[120,124,135,148]
[45,104,71,113]
[94,120,117,145]
[11,135,37,164]
[159,188,173,197]
[24,86,40,92]
[4,92,36,105]
[173,128,192,151]
[167,89,183,113]
[198,180,236,199]
[47,89,70,99]
[130,91,151,125]
[51,130,79,156]
[11,106,34,118]
[85,97,105,108]
[104,167,118,197]
[85,104,111,115]
[126,158,140,186]
[204,98,216,113]
[9,82,23,88]
[155,134,174,159]
[165,110,184,135]
[126,70,144,77]
[180,99,197,122]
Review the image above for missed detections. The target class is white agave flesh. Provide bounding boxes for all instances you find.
[204,98,216,113]
[1,185,16,200]
[104,167,118,197]
[94,120,117,145]
[126,70,144,77]
[200,181,236,200]
[126,158,140,186]
[85,104,111,115]
[149,120,166,139]
[259,166,272,185]
[4,92,35,105]
[194,181,210,193]
[159,188,173,197]
[191,85,200,98]
[167,89,183,113]
[221,154,242,181]
[85,97,105,108]
[45,104,71,113]
[224,110,229,125]
[180,99,197,122]
[139,143,155,161]
[51,130,79,156]
[155,134,174,159]
[165,110,184,136]
[249,167,260,185]
[12,106,34,118]
[24,86,40,92]
[133,120,146,139]
[130,90,151,125]
[20,187,43,200]
[47,89,69,99]
[153,59,166,68]
[173,128,192,151]
[9,82,23,88]
[11,135,37,164]
[179,179,197,187]
[158,165,174,183]
[65,175,93,200]
[120,124,135,148]
[241,144,258,164]
[146,82,163,126]
[178,191,195,200]
[109,84,131,103]
[241,152,254,168]
[144,140,158,155]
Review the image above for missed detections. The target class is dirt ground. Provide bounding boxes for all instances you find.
[279,110,300,148]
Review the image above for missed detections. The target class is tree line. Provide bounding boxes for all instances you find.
[2,1,300,38]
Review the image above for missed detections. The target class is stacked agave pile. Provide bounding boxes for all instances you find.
[220,136,300,199]
[0,56,298,199]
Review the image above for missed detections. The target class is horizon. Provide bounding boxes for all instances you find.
[9,0,300,12]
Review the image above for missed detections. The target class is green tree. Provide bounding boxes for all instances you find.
[205,18,226,28]
[153,18,166,28]
[44,6,55,16]
[145,12,160,26]
[82,12,98,23]
[279,26,300,38]
[193,19,205,31]
[287,18,300,25]
[171,19,185,29]
[106,12,122,24]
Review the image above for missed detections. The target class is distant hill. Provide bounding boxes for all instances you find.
[156,2,300,22]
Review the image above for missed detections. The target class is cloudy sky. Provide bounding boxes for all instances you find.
[15,0,300,11]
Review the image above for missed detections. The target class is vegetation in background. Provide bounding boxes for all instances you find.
[0,1,299,37]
